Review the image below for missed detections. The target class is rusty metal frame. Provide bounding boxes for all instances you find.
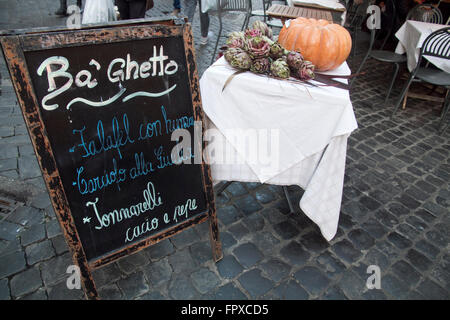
[0,19,222,300]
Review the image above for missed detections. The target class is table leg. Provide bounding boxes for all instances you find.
[283,186,295,213]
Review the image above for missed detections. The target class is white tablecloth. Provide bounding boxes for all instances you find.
[395,20,450,72]
[200,57,358,241]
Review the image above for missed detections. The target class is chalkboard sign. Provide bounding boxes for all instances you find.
[1,19,222,299]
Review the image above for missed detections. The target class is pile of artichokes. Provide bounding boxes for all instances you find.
[222,21,315,81]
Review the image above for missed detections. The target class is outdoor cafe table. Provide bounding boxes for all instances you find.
[199,57,358,241]
[395,20,450,73]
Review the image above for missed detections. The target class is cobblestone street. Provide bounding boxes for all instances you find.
[0,0,449,300]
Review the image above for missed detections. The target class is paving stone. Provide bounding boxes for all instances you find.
[241,212,265,232]
[117,251,150,274]
[19,288,47,300]
[40,253,74,289]
[98,284,123,300]
[190,268,221,294]
[273,220,299,240]
[168,274,199,300]
[0,238,21,257]
[259,207,286,225]
[233,242,263,269]
[0,251,26,278]
[146,239,175,261]
[47,280,83,300]
[238,268,274,299]
[259,258,291,283]
[217,205,241,226]
[91,263,123,289]
[254,188,276,204]
[362,289,387,300]
[0,220,23,241]
[50,234,69,255]
[280,241,310,266]
[216,254,243,279]
[321,286,348,300]
[293,266,331,296]
[168,247,197,274]
[381,274,409,299]
[189,240,213,266]
[227,222,250,240]
[225,182,248,197]
[338,270,366,299]
[25,240,55,265]
[391,260,422,287]
[117,272,149,300]
[142,257,172,287]
[299,231,329,253]
[0,278,10,300]
[387,232,413,250]
[331,239,362,264]
[272,279,309,300]
[20,223,45,246]
[316,251,346,280]
[364,248,390,270]
[425,230,448,248]
[348,229,375,250]
[361,218,389,239]
[45,219,62,238]
[137,290,166,300]
[233,195,263,215]
[251,231,280,253]
[214,282,247,300]
[416,279,449,300]
[406,249,433,272]
[18,156,41,180]
[170,227,202,250]
[10,266,42,298]
[29,192,51,210]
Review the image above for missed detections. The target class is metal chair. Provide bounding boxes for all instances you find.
[350,0,406,104]
[344,0,372,59]
[406,3,443,24]
[245,0,286,30]
[391,27,450,132]
[209,0,253,64]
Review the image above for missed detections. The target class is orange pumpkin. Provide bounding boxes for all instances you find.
[278,18,352,71]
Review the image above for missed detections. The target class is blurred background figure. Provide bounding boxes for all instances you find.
[82,0,117,24]
[116,0,153,19]
[55,0,83,16]
[183,0,212,45]
[173,0,181,16]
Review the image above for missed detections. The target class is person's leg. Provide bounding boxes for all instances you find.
[182,0,197,22]
[77,0,82,8]
[116,0,130,19]
[55,0,68,15]
[129,0,147,18]
[172,0,181,15]
[198,0,210,38]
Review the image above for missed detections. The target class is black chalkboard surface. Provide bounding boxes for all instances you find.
[1,19,221,299]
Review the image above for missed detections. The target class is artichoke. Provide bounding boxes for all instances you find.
[270,58,290,79]
[252,20,273,40]
[224,47,252,70]
[269,42,285,60]
[250,57,271,74]
[297,60,315,81]
[286,51,304,71]
[245,28,263,38]
[226,32,247,50]
[246,36,271,58]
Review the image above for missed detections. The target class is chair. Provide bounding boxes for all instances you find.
[391,27,450,133]
[350,0,406,104]
[344,0,371,59]
[245,0,285,30]
[209,0,253,65]
[406,3,443,24]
